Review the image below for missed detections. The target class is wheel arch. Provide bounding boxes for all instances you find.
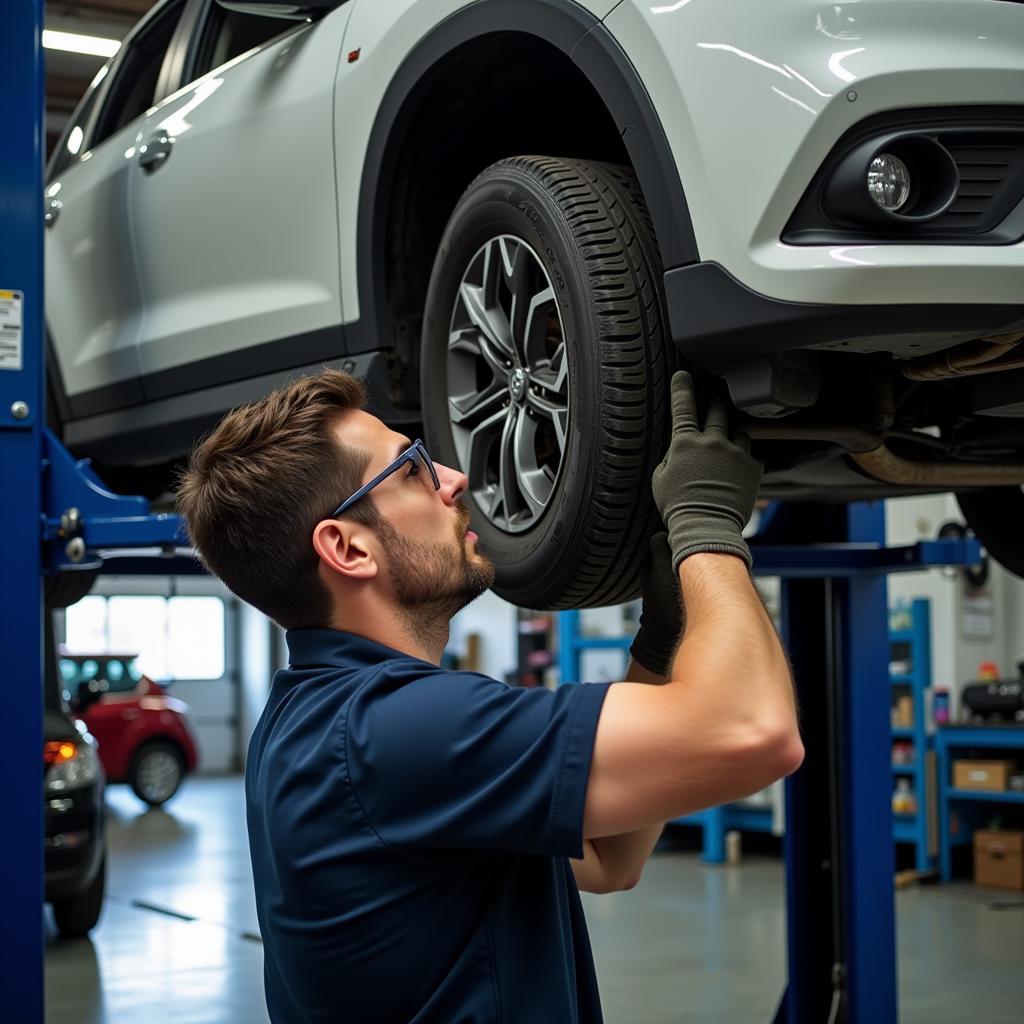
[349,0,698,401]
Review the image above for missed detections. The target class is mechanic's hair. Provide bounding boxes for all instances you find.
[176,369,380,629]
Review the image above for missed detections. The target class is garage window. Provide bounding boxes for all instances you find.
[65,594,226,681]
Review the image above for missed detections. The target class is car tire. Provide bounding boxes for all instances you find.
[130,741,185,808]
[420,157,673,609]
[52,854,106,939]
[956,487,1024,579]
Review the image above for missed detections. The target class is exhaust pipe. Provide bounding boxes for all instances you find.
[850,444,1024,487]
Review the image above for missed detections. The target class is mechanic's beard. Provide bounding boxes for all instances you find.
[377,510,495,654]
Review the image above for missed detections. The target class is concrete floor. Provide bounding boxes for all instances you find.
[45,777,1023,1024]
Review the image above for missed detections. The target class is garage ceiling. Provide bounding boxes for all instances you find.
[45,1,157,156]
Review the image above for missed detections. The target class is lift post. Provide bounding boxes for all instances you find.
[2,7,186,1017]
[1,2,46,1018]
[762,503,982,1024]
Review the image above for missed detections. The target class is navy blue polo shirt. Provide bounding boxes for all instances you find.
[245,628,610,1023]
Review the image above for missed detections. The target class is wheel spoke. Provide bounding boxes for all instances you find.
[489,410,521,528]
[448,327,510,388]
[526,342,570,454]
[458,280,515,369]
[520,285,556,369]
[502,238,533,366]
[458,405,508,486]
[513,410,554,512]
[448,380,506,427]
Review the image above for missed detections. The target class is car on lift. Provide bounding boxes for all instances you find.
[44,699,106,938]
[44,0,1024,610]
[60,652,200,808]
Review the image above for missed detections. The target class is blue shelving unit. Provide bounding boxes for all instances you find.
[935,725,1024,882]
[888,598,936,872]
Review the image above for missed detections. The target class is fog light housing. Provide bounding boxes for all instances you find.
[824,133,959,226]
[867,154,911,212]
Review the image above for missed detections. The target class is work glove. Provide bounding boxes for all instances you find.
[630,533,684,676]
[652,371,762,572]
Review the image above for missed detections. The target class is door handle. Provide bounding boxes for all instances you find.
[138,133,173,172]
[44,198,62,227]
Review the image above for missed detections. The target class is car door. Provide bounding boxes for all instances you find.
[44,0,188,419]
[131,1,354,402]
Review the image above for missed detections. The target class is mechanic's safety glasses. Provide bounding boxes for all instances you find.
[331,439,441,517]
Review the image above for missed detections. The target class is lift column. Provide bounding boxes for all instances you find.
[0,0,45,1019]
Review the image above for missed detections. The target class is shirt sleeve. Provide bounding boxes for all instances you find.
[344,671,610,858]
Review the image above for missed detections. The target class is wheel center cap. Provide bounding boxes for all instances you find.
[509,367,527,402]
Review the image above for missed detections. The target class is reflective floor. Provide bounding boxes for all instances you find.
[45,777,1024,1023]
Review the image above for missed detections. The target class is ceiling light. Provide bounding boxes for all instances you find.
[43,29,120,59]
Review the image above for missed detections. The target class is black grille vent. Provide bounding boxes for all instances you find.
[933,137,1024,233]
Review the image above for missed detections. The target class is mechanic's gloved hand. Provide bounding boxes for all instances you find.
[652,371,762,572]
[630,533,684,676]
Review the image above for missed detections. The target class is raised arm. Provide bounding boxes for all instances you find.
[581,372,804,840]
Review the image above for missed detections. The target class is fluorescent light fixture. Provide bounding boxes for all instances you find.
[43,29,121,58]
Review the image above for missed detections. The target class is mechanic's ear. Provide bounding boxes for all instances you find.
[312,519,379,581]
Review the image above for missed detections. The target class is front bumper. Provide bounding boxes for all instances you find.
[44,781,105,901]
[666,261,1024,367]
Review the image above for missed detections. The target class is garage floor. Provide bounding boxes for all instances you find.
[45,778,1023,1024]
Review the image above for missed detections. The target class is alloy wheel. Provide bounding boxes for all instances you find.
[446,235,571,533]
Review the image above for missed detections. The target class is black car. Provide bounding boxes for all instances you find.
[44,705,106,938]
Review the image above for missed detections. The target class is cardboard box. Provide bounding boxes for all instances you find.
[895,695,914,728]
[974,830,1024,891]
[952,759,1016,792]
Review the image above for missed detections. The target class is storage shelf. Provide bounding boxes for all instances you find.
[936,726,1024,882]
[888,599,934,869]
[945,788,1024,804]
[893,819,917,843]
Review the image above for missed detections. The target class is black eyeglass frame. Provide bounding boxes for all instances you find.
[331,439,440,517]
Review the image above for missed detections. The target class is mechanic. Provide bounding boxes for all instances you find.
[176,368,804,1024]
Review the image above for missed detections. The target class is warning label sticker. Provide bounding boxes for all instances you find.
[0,290,23,371]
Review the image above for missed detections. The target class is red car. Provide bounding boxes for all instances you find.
[59,652,200,807]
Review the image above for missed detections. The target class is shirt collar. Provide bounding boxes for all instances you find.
[285,628,420,668]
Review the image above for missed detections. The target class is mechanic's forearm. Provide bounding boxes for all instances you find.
[592,823,664,889]
[670,553,796,736]
[576,823,664,893]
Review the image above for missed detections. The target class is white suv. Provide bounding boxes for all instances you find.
[46,0,1024,607]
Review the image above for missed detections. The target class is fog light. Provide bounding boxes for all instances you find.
[867,154,911,212]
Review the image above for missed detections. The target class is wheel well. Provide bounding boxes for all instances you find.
[381,34,630,406]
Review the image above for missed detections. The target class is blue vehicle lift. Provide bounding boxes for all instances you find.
[3,4,983,1021]
[3,5,187,1019]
